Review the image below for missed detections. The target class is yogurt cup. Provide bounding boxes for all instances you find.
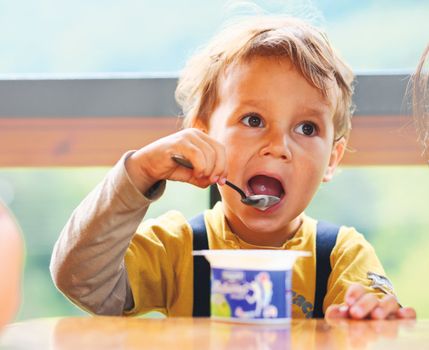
[193,249,310,324]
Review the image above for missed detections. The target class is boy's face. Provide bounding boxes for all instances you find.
[207,56,345,245]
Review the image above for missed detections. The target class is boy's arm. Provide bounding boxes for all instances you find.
[50,151,166,315]
[324,228,389,308]
[51,128,227,315]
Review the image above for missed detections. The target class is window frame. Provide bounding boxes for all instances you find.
[0,73,423,166]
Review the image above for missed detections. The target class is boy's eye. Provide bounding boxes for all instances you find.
[241,113,264,128]
[295,122,318,136]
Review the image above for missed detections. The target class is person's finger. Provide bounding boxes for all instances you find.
[325,304,349,319]
[187,129,227,182]
[177,142,208,179]
[344,284,366,306]
[396,307,417,319]
[371,294,400,319]
[349,293,379,319]
[185,130,217,178]
[208,139,228,184]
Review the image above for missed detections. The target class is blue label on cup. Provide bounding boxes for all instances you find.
[210,268,292,321]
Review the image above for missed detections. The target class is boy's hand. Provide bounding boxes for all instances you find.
[125,128,228,193]
[325,284,417,320]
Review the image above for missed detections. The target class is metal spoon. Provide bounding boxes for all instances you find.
[171,154,280,211]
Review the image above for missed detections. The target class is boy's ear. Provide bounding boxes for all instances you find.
[322,137,346,183]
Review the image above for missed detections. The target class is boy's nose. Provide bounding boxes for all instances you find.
[259,130,292,161]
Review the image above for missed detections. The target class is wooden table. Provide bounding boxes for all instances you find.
[0,317,427,349]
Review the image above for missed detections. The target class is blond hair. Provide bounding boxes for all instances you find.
[176,16,354,141]
[412,43,429,159]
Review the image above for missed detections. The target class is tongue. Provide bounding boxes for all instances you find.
[248,175,283,197]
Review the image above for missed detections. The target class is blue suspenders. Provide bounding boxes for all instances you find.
[313,221,340,318]
[191,214,211,317]
[190,213,339,318]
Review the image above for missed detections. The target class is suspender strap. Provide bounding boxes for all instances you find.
[313,220,340,318]
[190,213,211,317]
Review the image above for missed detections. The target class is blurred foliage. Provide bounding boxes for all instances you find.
[0,166,428,320]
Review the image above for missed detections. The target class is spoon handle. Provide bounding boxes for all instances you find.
[171,154,193,169]
[171,154,246,199]
[223,180,246,199]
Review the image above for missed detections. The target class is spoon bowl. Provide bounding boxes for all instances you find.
[241,194,280,210]
[171,154,280,210]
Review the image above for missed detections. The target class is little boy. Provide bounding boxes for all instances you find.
[51,16,415,319]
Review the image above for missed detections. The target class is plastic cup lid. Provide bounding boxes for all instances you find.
[193,249,311,270]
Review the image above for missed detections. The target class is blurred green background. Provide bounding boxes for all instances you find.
[0,0,428,320]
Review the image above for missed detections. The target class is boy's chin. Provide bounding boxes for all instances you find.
[238,220,289,247]
[238,214,286,233]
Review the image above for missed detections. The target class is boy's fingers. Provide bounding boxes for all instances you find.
[345,283,366,306]
[190,178,217,189]
[186,136,216,178]
[325,304,349,319]
[349,293,379,319]
[324,304,340,319]
[187,130,226,182]
[180,142,208,179]
[371,294,399,319]
[210,140,228,183]
[203,145,217,178]
[396,307,417,319]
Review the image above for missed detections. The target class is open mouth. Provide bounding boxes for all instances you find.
[247,175,285,199]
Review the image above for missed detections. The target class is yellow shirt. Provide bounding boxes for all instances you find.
[125,202,390,318]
